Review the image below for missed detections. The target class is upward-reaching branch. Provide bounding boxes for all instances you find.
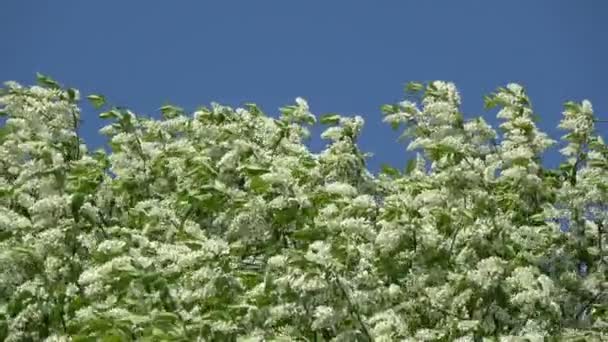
[329,271,374,342]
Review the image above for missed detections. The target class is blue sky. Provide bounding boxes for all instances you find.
[1,1,607,172]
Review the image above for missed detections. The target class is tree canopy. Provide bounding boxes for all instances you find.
[0,75,607,341]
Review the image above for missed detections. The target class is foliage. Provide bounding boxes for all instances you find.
[0,76,607,341]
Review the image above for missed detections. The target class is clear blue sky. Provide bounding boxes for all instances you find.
[1,1,607,172]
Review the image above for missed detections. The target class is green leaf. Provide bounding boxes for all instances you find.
[483,95,498,110]
[319,113,341,125]
[279,105,295,117]
[563,101,580,112]
[404,158,416,175]
[293,227,327,241]
[239,164,269,176]
[71,193,86,222]
[300,156,317,169]
[153,312,180,323]
[160,104,184,119]
[273,206,298,225]
[462,209,474,220]
[79,317,113,334]
[12,247,38,260]
[67,88,79,102]
[390,120,400,131]
[102,334,125,342]
[455,112,464,128]
[36,72,61,89]
[381,104,396,115]
[0,126,11,142]
[245,103,264,117]
[99,109,119,119]
[87,94,106,109]
[380,164,401,178]
[249,176,270,193]
[405,81,424,93]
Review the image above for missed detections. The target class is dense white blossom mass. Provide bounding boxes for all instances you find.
[0,76,606,340]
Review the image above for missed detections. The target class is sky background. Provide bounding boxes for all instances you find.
[1,1,607,172]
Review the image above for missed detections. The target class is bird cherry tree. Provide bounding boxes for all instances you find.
[0,75,606,341]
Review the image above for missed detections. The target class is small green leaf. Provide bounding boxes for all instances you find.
[455,112,464,128]
[381,104,396,114]
[239,164,269,176]
[293,227,327,241]
[67,88,79,102]
[563,101,580,112]
[273,206,298,225]
[245,103,265,117]
[300,156,317,168]
[279,105,296,117]
[153,312,179,323]
[319,113,341,125]
[390,121,400,131]
[99,109,119,119]
[160,104,184,119]
[249,176,270,193]
[303,113,316,125]
[0,126,10,141]
[36,72,61,89]
[87,94,106,109]
[405,81,424,93]
[380,164,401,178]
[404,158,416,175]
[483,95,497,110]
[101,333,125,342]
[71,193,86,222]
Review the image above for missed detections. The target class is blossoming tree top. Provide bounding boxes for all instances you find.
[0,75,606,341]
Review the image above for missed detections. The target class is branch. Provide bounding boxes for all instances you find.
[71,108,81,161]
[95,212,109,238]
[447,225,463,264]
[428,299,467,321]
[576,291,606,320]
[329,272,374,341]
[270,129,286,153]
[570,152,584,186]
[171,205,194,231]
[598,220,604,263]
